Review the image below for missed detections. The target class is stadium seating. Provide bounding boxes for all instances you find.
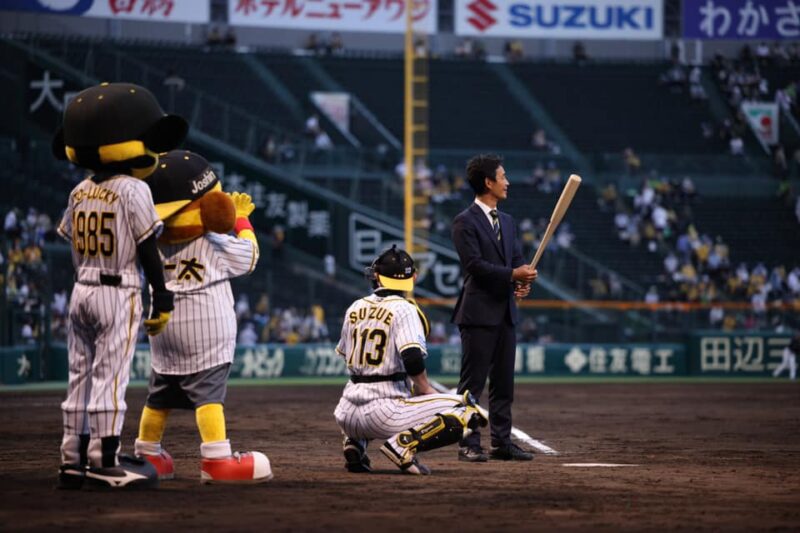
[3,34,797,338]
[509,63,718,155]
[691,196,800,268]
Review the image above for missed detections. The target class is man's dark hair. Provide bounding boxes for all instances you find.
[466,154,503,195]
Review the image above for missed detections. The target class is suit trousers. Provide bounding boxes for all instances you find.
[456,316,516,448]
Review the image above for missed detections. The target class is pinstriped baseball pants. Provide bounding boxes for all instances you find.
[334,393,469,441]
[60,284,142,466]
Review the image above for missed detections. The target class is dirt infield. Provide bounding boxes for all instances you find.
[1,382,798,531]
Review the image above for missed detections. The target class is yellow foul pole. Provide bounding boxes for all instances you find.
[403,0,414,254]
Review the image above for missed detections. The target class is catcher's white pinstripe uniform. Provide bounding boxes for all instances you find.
[57,176,162,466]
[151,233,258,375]
[333,294,470,440]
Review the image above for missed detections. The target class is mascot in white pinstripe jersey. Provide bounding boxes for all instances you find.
[132,150,271,484]
[334,245,487,475]
[54,83,184,489]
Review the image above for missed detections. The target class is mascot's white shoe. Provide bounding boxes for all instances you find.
[200,451,272,484]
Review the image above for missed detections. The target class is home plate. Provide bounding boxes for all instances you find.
[562,463,640,467]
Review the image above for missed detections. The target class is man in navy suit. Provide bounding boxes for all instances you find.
[451,154,538,462]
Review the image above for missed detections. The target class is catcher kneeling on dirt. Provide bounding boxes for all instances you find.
[133,150,271,484]
[333,245,487,475]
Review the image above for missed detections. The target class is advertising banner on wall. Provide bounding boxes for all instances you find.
[741,101,780,154]
[311,92,351,133]
[229,0,438,34]
[2,0,210,23]
[689,331,791,376]
[455,0,664,40]
[683,0,800,40]
[35,334,796,382]
[41,342,686,382]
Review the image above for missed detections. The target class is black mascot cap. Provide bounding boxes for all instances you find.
[52,82,187,173]
[148,150,219,220]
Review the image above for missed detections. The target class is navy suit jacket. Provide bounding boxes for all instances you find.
[451,203,525,326]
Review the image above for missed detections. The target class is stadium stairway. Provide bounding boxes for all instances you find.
[240,53,305,125]
[488,62,591,175]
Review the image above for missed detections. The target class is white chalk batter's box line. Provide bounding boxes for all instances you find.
[562,463,640,467]
[430,380,559,456]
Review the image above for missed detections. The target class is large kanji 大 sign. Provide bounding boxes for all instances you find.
[229,0,438,34]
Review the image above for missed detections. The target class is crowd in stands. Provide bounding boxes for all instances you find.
[711,45,800,167]
[455,38,589,64]
[2,207,57,345]
[234,292,330,345]
[258,113,335,165]
[659,42,800,167]
[205,26,237,49]
[304,32,345,56]
[260,134,299,164]
[604,171,800,329]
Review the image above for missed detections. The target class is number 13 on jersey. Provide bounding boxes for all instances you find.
[348,327,388,367]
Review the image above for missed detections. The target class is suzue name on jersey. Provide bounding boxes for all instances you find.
[348,306,394,327]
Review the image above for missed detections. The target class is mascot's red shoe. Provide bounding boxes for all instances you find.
[200,451,272,484]
[141,450,175,480]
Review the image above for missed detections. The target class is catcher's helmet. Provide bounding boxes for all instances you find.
[365,245,416,292]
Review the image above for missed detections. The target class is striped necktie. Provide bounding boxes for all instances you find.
[490,209,501,241]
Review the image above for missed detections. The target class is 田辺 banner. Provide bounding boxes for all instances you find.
[229,0,438,34]
[454,0,663,40]
[683,0,800,40]
[2,0,210,24]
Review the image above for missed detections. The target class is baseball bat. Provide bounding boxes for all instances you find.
[528,174,582,270]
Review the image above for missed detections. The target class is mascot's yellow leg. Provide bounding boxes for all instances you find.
[138,406,170,442]
[196,403,227,443]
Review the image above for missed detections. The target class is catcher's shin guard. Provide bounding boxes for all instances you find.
[400,413,465,453]
[461,391,489,433]
[380,442,431,475]
[382,413,469,475]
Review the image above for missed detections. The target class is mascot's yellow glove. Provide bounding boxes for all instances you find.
[229,192,255,219]
[144,291,174,336]
[144,312,171,336]
[228,192,258,249]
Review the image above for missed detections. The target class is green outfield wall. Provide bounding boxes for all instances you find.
[0,331,792,384]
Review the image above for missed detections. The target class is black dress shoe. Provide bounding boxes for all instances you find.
[458,446,489,463]
[57,464,86,490]
[490,443,534,461]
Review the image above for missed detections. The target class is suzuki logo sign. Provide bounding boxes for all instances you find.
[466,0,498,31]
[456,0,663,40]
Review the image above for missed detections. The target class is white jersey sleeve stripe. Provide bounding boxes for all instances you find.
[56,223,70,242]
[398,342,424,353]
[246,245,258,274]
[135,219,162,244]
